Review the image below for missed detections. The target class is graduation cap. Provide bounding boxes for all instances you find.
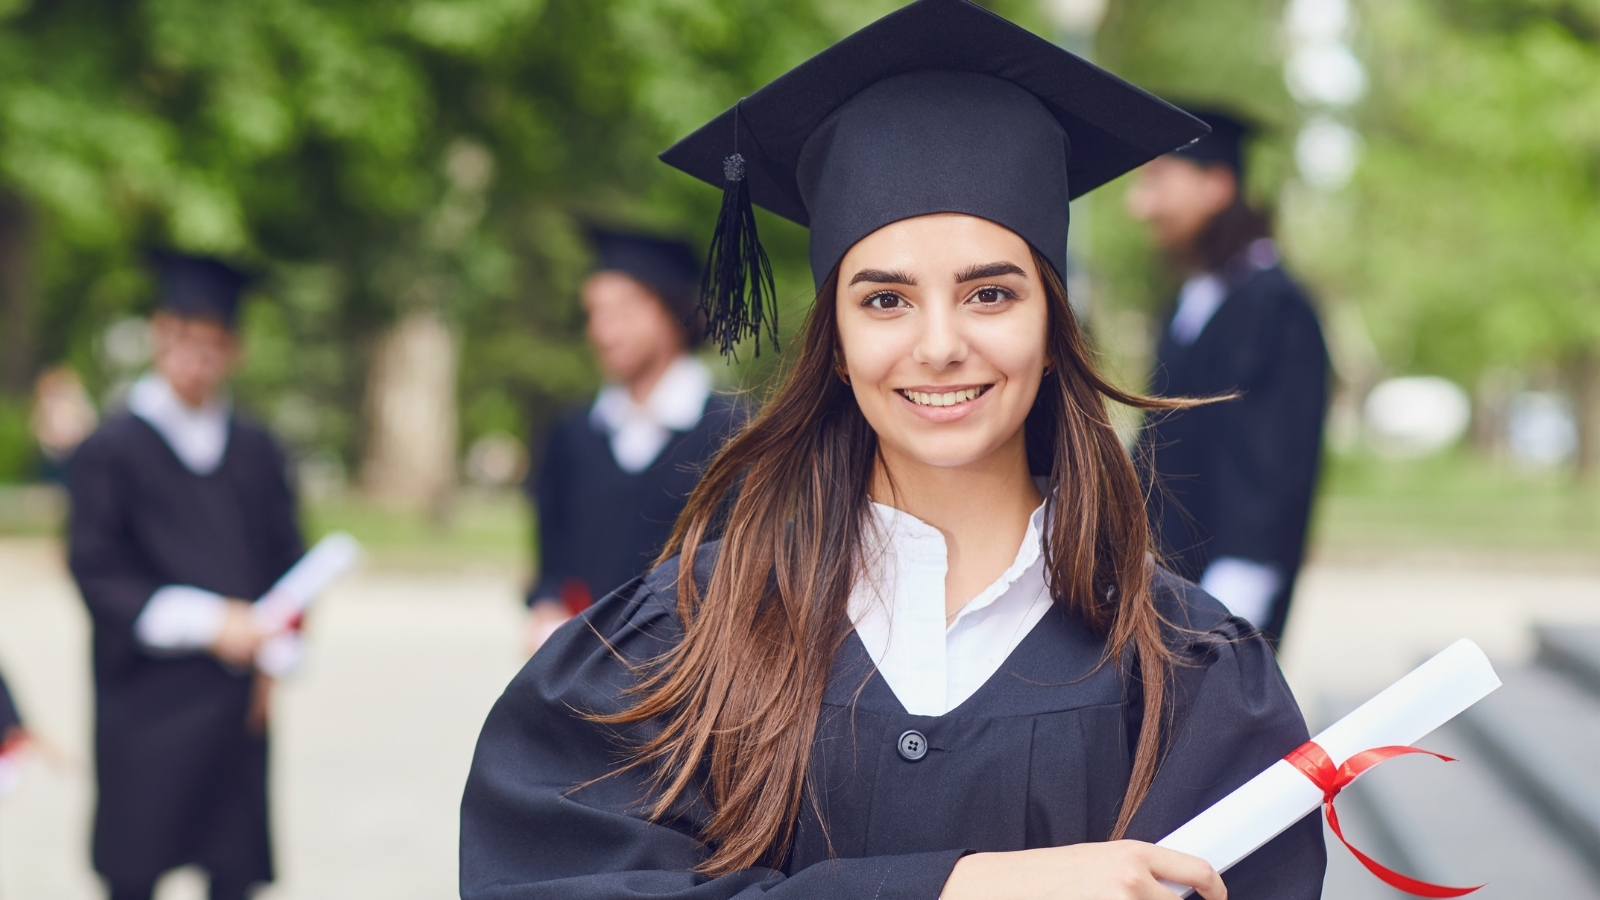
[144,249,256,330]
[1169,107,1257,179]
[660,0,1208,356]
[585,226,706,348]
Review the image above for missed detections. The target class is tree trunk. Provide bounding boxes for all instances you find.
[360,309,458,516]
[1573,347,1600,482]
[0,193,37,399]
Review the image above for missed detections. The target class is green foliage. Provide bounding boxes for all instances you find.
[0,398,36,481]
[0,0,1055,470]
[10,0,1591,478]
[1326,0,1600,385]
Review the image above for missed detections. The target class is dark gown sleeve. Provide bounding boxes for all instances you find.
[1125,570,1327,899]
[526,415,577,607]
[66,430,163,634]
[461,558,965,900]
[255,430,306,582]
[1204,285,1328,565]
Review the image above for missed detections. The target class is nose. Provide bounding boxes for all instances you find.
[910,298,967,371]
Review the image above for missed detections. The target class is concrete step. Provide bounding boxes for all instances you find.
[1455,663,1600,879]
[1538,625,1600,697]
[1344,722,1600,899]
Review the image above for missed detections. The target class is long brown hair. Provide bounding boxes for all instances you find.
[597,246,1193,875]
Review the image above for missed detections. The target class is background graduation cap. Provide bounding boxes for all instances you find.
[144,249,257,331]
[584,226,707,349]
[660,0,1208,356]
[1170,107,1259,180]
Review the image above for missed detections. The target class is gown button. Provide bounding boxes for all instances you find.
[897,729,928,761]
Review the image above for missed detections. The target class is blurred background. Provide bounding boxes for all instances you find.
[1,0,1598,898]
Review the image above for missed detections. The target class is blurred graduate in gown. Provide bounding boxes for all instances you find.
[1128,110,1330,644]
[68,252,303,900]
[523,227,743,650]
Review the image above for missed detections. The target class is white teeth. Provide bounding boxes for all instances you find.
[902,387,983,407]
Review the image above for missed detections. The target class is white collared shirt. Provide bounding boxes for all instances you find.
[1169,273,1227,346]
[127,372,231,476]
[590,356,712,474]
[849,501,1054,717]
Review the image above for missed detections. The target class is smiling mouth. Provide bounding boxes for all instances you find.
[896,385,993,408]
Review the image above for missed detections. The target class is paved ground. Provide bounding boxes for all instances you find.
[1,537,1596,899]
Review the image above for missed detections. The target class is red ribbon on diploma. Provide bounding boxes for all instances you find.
[1285,741,1483,898]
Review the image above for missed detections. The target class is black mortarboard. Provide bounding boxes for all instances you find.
[1169,107,1255,178]
[145,249,255,330]
[585,226,706,347]
[660,0,1207,356]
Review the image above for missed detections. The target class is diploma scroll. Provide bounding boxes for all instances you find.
[1156,639,1502,896]
[252,532,362,677]
[253,532,361,632]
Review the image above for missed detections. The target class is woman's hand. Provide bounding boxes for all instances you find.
[940,841,1225,900]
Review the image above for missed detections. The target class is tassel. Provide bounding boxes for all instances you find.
[700,152,778,357]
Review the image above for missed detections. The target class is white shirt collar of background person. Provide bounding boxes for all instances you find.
[849,499,1055,717]
[1169,237,1279,346]
[127,371,231,476]
[1198,556,1282,628]
[589,355,712,474]
[1169,273,1227,346]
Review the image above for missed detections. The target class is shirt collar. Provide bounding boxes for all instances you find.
[127,372,231,475]
[590,355,712,435]
[863,498,1048,629]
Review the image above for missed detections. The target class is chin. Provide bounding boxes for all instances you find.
[883,434,1006,471]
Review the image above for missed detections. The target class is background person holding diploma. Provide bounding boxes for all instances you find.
[1127,109,1330,645]
[67,251,303,900]
[461,2,1325,898]
[523,227,743,651]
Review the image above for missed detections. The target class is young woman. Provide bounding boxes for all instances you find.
[461,2,1326,898]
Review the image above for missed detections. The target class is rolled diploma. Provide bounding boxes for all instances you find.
[1156,638,1501,895]
[252,532,362,633]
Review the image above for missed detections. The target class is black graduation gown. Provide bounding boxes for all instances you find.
[67,412,303,888]
[1142,259,1329,642]
[526,394,743,607]
[460,547,1327,899]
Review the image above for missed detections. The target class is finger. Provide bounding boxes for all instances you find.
[1145,846,1225,900]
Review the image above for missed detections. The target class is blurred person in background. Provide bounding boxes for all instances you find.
[0,666,24,795]
[1127,109,1329,645]
[32,364,99,483]
[524,227,743,652]
[67,251,304,900]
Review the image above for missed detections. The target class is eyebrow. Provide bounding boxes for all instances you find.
[849,268,918,287]
[954,261,1026,282]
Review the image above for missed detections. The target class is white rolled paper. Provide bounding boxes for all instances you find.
[251,532,361,675]
[1156,638,1502,895]
[255,633,305,679]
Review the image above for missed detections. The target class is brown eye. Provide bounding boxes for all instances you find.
[971,287,1013,305]
[863,292,906,310]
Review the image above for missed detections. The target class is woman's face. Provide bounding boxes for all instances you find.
[835,214,1049,473]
